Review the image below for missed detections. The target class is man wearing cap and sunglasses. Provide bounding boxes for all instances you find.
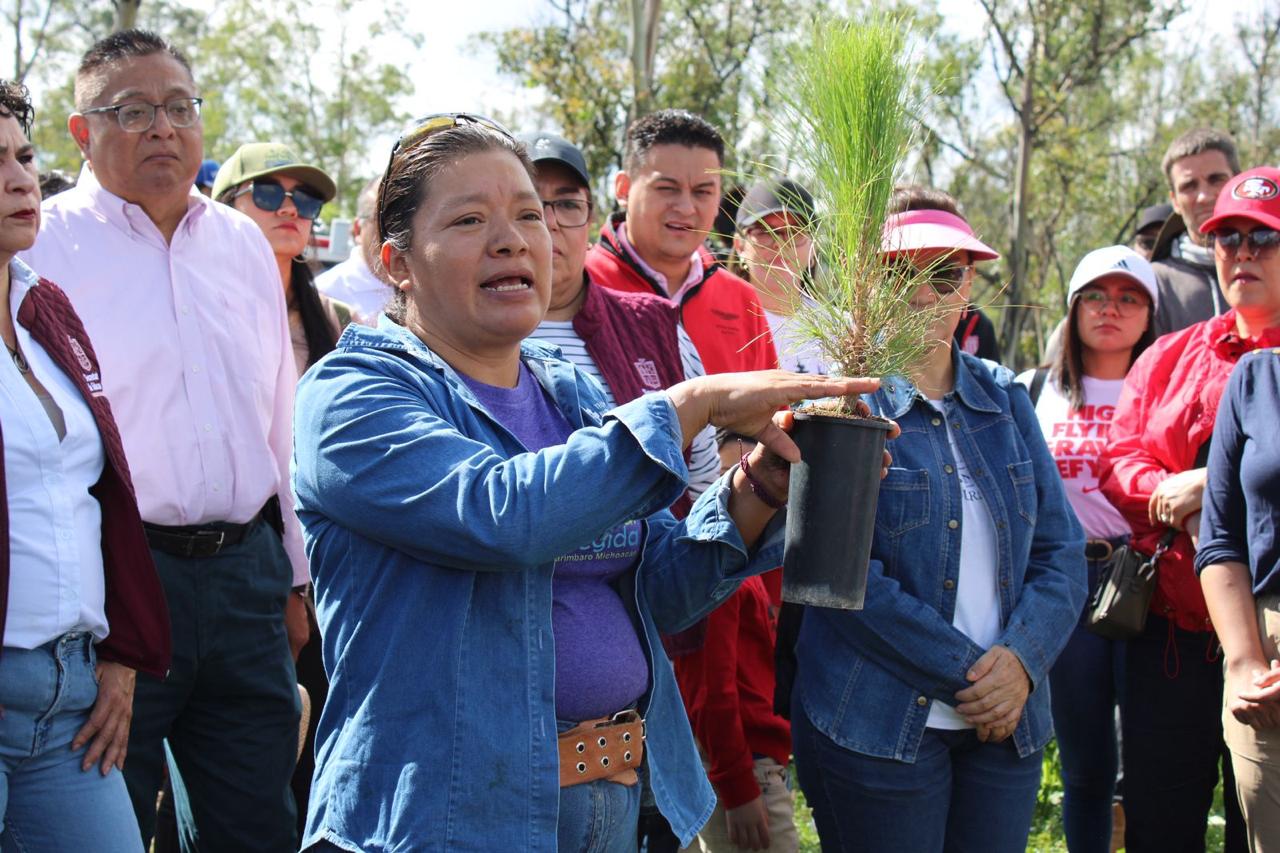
[21,30,307,852]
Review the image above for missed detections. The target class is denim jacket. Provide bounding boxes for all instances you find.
[292,318,783,852]
[795,350,1086,762]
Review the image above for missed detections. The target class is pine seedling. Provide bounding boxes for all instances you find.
[768,17,944,413]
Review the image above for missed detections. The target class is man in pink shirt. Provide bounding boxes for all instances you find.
[22,30,306,852]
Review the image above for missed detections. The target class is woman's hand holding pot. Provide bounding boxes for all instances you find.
[667,371,883,463]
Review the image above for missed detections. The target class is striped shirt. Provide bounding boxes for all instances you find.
[532,320,721,499]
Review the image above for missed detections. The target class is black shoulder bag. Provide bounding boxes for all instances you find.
[1085,441,1210,640]
[1085,530,1175,640]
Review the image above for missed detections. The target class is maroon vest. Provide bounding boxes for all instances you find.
[571,279,707,655]
[1,277,170,676]
[572,280,693,518]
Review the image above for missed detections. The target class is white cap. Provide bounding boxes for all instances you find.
[1066,245,1159,309]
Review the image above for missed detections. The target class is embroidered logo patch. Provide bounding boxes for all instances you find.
[633,358,661,390]
[68,335,92,372]
[1234,176,1279,201]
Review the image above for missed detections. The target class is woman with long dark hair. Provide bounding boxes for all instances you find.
[212,143,350,375]
[211,143,348,837]
[1018,245,1158,852]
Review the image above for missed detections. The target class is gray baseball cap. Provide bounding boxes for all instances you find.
[517,131,591,188]
[736,179,816,231]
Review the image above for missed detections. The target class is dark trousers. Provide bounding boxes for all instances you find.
[1123,613,1247,853]
[124,522,301,852]
[292,610,329,838]
[1048,557,1127,853]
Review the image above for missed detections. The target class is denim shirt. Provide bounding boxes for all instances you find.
[795,350,1086,762]
[292,318,783,852]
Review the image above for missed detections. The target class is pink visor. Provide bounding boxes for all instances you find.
[881,209,1000,262]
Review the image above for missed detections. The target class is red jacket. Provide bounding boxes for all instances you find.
[674,570,791,809]
[1100,310,1280,633]
[2,275,170,676]
[585,214,778,376]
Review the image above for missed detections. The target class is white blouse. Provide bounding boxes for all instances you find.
[2,259,108,648]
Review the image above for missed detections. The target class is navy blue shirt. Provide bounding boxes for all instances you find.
[1196,348,1280,594]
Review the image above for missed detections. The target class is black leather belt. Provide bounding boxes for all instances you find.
[1084,539,1116,562]
[144,510,263,559]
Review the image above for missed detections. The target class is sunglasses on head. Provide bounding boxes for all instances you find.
[1210,226,1280,256]
[235,181,325,220]
[376,112,515,238]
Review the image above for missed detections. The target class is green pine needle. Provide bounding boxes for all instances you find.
[766,16,945,404]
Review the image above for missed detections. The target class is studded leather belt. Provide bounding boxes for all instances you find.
[557,710,645,787]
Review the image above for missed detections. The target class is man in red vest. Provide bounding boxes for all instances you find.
[585,110,777,375]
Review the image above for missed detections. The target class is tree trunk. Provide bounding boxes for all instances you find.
[114,0,141,32]
[629,0,661,120]
[1002,35,1037,366]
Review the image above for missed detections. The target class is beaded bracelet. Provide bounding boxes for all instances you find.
[737,439,787,509]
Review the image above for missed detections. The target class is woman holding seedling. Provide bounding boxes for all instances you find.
[790,196,1086,853]
[289,114,886,853]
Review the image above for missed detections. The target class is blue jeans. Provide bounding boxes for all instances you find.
[0,634,144,853]
[124,523,300,852]
[1048,556,1126,853]
[557,718,642,853]
[792,701,1042,853]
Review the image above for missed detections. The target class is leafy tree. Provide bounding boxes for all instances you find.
[194,0,415,213]
[952,0,1182,363]
[475,0,830,204]
[12,0,413,215]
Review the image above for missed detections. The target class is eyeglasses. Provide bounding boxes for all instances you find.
[234,181,325,220]
[1210,226,1280,257]
[377,112,514,238]
[81,97,203,133]
[541,198,590,228]
[1076,289,1150,317]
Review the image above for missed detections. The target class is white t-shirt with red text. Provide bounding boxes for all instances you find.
[1016,371,1131,540]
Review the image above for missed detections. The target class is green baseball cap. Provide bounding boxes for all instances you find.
[210,142,336,204]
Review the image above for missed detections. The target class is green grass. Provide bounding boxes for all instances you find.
[792,738,1228,852]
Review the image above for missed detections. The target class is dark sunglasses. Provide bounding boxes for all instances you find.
[235,181,325,220]
[1210,226,1280,256]
[890,261,968,294]
[376,112,514,238]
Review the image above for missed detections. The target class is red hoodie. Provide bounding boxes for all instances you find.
[585,214,777,376]
[674,570,792,809]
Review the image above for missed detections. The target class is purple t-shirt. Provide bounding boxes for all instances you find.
[461,363,650,722]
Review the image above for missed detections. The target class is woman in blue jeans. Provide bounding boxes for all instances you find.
[1017,245,1158,852]
[0,80,170,851]
[291,115,882,853]
[791,197,1087,853]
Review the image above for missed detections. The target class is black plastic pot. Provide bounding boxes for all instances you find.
[782,411,894,610]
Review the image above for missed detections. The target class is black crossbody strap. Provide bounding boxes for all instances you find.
[1029,366,1049,407]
